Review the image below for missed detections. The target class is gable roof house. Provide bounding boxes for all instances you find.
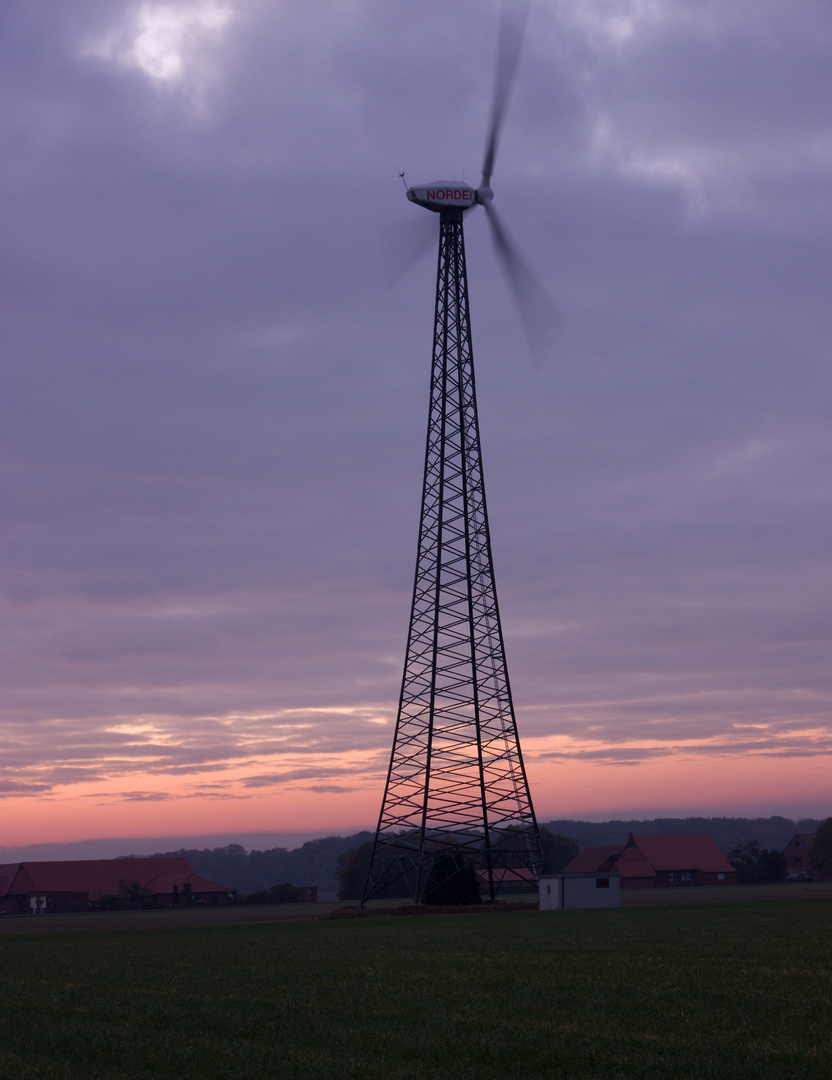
[783,832,831,882]
[783,833,815,879]
[0,858,230,916]
[563,834,738,890]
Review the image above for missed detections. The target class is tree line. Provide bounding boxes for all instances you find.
[120,833,373,894]
[120,816,831,895]
[729,819,832,884]
[543,815,824,853]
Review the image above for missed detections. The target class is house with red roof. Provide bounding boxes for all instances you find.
[783,832,831,882]
[0,858,230,915]
[563,834,738,890]
[783,833,815,879]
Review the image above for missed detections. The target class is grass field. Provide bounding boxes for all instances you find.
[3,899,831,1079]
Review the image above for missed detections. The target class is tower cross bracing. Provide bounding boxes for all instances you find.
[362,209,543,904]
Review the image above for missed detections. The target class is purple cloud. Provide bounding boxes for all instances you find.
[2,0,831,823]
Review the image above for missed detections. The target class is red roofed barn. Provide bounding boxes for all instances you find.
[0,858,230,916]
[783,832,831,882]
[563,834,738,890]
[783,833,815,879]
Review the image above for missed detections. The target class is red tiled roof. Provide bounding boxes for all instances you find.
[629,834,734,873]
[145,870,229,894]
[183,872,229,894]
[563,846,624,874]
[3,858,228,898]
[562,834,735,880]
[612,846,656,879]
[7,866,36,895]
[141,870,193,893]
[0,864,20,898]
[784,833,815,851]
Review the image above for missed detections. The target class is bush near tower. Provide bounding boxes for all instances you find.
[423,849,481,905]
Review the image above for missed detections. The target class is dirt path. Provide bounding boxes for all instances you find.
[0,901,346,934]
[2,882,830,933]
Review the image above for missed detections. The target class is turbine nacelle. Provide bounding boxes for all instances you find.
[399,0,557,357]
[406,182,477,213]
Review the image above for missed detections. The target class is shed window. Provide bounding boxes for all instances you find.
[717,872,725,880]
[596,877,610,889]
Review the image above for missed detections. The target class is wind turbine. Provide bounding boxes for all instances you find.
[362,0,549,906]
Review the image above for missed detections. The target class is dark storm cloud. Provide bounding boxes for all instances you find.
[2,0,831,808]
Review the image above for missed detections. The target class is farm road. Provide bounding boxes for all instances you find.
[2,883,831,934]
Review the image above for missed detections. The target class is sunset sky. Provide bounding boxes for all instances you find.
[3,0,831,853]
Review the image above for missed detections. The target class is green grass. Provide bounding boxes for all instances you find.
[3,900,831,1079]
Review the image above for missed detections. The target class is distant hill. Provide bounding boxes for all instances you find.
[540,816,822,855]
[122,832,373,894]
[123,816,823,894]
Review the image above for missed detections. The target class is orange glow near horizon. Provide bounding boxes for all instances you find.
[3,744,830,848]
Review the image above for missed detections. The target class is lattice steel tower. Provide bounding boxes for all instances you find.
[361,0,551,905]
[361,204,544,904]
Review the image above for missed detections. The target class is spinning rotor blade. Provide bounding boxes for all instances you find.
[384,215,438,284]
[485,200,560,358]
[481,0,532,189]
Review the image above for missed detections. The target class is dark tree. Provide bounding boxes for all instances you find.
[336,840,374,900]
[808,818,832,874]
[138,832,374,895]
[538,828,579,874]
[728,841,787,884]
[118,879,154,909]
[423,849,482,906]
[336,840,413,901]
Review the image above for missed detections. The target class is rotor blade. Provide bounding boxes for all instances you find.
[383,215,438,284]
[485,200,560,358]
[481,0,532,187]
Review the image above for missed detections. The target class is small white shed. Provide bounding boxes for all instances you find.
[539,871,620,910]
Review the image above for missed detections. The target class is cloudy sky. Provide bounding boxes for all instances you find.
[3,0,831,849]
